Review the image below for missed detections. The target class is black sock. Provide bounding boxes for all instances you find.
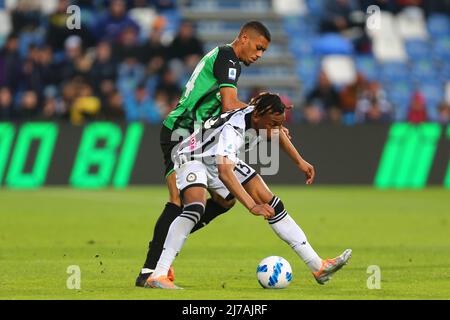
[191,198,230,233]
[143,202,182,270]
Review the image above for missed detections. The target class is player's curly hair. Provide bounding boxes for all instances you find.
[249,92,286,116]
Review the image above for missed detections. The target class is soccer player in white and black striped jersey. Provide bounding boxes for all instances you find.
[145,92,352,289]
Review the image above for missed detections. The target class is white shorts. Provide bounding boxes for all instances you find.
[175,159,257,200]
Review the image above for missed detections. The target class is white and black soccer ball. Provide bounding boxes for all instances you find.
[256,256,293,289]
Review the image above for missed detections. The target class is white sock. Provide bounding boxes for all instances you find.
[152,202,204,278]
[268,199,322,272]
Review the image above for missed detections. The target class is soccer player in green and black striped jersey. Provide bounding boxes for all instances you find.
[136,21,272,286]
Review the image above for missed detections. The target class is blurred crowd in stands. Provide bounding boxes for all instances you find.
[288,0,450,125]
[0,0,449,125]
[0,0,203,125]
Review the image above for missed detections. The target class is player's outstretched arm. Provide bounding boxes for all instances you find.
[279,129,315,184]
[220,87,248,112]
[217,156,274,219]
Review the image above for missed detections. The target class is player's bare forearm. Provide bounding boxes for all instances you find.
[220,87,247,112]
[217,156,274,218]
[217,158,255,210]
[279,129,315,184]
[279,128,304,166]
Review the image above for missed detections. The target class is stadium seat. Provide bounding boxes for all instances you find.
[305,0,325,17]
[405,39,431,60]
[367,11,396,39]
[379,62,410,84]
[385,80,413,120]
[274,0,307,16]
[296,55,321,84]
[289,35,315,56]
[354,55,379,81]
[446,81,450,104]
[419,82,445,118]
[312,33,354,55]
[428,14,450,39]
[321,55,357,86]
[410,59,438,83]
[396,7,428,40]
[373,34,408,63]
[432,36,450,62]
[0,10,11,36]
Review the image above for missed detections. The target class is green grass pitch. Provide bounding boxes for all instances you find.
[0,186,449,300]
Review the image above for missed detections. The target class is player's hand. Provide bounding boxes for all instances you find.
[298,159,315,185]
[250,204,275,219]
[281,126,291,140]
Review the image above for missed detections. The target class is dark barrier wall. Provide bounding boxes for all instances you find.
[0,122,449,188]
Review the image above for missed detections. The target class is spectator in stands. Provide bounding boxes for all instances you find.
[17,46,44,94]
[407,91,428,123]
[321,0,361,33]
[167,20,204,68]
[59,35,86,80]
[123,83,162,123]
[101,89,126,121]
[1,34,21,90]
[303,71,341,124]
[437,101,450,124]
[0,87,13,119]
[138,21,167,68]
[41,85,67,120]
[14,89,40,120]
[355,81,393,123]
[91,41,118,98]
[93,0,140,42]
[117,55,145,96]
[339,72,368,125]
[38,45,60,88]
[114,25,141,62]
[154,67,181,114]
[70,82,101,125]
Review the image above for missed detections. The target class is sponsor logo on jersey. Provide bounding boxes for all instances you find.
[186,173,197,183]
[189,135,197,151]
[228,68,237,80]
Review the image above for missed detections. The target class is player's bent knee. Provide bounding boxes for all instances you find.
[267,196,287,224]
[180,202,205,225]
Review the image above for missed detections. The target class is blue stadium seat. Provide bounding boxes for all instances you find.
[296,55,321,87]
[432,36,450,62]
[306,0,325,17]
[410,59,438,83]
[289,35,315,56]
[419,82,444,118]
[427,14,450,39]
[405,39,431,60]
[379,62,410,84]
[354,55,379,81]
[385,80,413,120]
[312,33,354,55]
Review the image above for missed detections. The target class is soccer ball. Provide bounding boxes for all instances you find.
[256,256,292,289]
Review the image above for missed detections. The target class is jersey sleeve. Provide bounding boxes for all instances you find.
[213,48,241,89]
[215,125,242,164]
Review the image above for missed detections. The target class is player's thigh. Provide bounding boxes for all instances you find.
[166,171,181,206]
[175,160,209,206]
[243,174,274,204]
[182,186,207,207]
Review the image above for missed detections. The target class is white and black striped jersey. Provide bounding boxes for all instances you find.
[172,106,261,167]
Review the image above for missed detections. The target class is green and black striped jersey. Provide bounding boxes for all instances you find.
[163,45,242,131]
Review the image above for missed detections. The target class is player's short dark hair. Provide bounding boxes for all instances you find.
[250,92,285,116]
[239,21,271,42]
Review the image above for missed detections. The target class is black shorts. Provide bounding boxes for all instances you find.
[160,125,190,178]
